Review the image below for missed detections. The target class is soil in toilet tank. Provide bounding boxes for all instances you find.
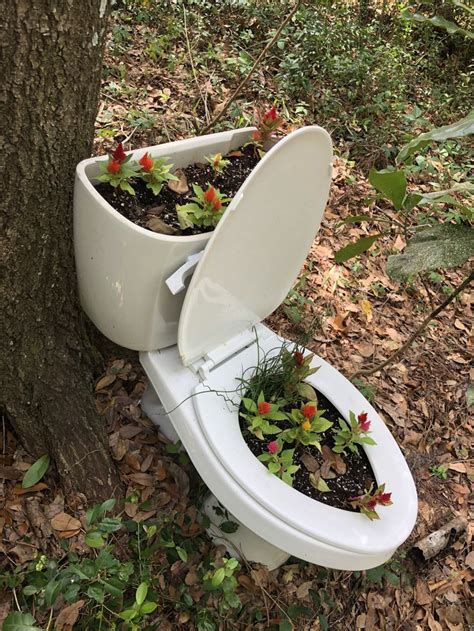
[239,389,377,511]
[95,145,260,236]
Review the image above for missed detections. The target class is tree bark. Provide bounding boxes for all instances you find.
[0,0,122,501]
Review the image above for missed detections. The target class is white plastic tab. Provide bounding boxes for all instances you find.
[165,250,204,295]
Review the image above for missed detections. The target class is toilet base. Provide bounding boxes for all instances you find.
[141,385,290,570]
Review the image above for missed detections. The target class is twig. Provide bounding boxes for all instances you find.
[183,6,209,124]
[351,269,473,380]
[199,0,303,135]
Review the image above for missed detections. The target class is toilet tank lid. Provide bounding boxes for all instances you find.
[178,126,333,367]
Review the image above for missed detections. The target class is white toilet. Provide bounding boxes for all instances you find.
[75,126,418,570]
[138,127,418,570]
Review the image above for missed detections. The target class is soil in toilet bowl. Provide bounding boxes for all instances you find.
[96,144,260,236]
[239,389,377,511]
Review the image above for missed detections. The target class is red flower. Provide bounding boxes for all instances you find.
[358,412,371,432]
[293,351,304,367]
[377,492,392,505]
[258,401,271,415]
[252,130,262,141]
[267,441,279,455]
[212,198,222,211]
[264,106,278,122]
[107,159,121,174]
[203,186,216,202]
[367,499,377,509]
[139,152,154,172]
[302,404,316,419]
[112,143,126,163]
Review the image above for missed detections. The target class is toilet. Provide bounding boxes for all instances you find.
[75,126,418,570]
[138,127,418,570]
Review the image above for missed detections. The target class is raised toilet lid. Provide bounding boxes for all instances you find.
[178,126,333,365]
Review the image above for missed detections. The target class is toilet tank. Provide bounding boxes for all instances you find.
[73,128,254,351]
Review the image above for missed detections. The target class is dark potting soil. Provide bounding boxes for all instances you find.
[239,389,377,511]
[95,144,260,236]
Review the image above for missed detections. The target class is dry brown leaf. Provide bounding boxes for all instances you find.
[146,204,165,216]
[357,342,375,358]
[119,425,143,439]
[300,451,319,473]
[0,592,11,630]
[13,482,48,495]
[185,568,199,586]
[51,512,81,532]
[415,578,432,605]
[147,217,178,235]
[328,313,348,332]
[10,543,37,563]
[167,168,188,194]
[448,462,467,474]
[321,445,347,478]
[128,472,154,486]
[465,550,474,569]
[55,600,85,631]
[58,528,81,539]
[95,374,116,391]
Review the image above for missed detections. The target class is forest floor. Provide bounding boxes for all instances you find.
[1,3,473,630]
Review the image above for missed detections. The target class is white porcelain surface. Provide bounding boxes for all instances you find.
[74,128,254,350]
[140,326,418,570]
[179,127,332,365]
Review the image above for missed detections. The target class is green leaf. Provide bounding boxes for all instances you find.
[176,546,188,562]
[386,224,474,280]
[279,621,293,631]
[220,520,239,534]
[317,478,330,493]
[335,235,381,263]
[136,582,148,606]
[401,8,473,40]
[466,384,474,408]
[3,612,42,631]
[100,498,116,514]
[87,584,105,603]
[119,609,138,621]
[85,530,106,548]
[141,601,158,614]
[211,567,225,588]
[397,110,474,163]
[22,454,50,488]
[369,169,407,210]
[338,214,372,225]
[296,382,317,400]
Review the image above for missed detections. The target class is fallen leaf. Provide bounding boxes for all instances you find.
[465,550,474,569]
[358,299,373,322]
[227,150,243,157]
[147,217,178,235]
[415,578,432,605]
[448,463,467,474]
[13,482,48,495]
[300,451,319,473]
[328,313,348,332]
[129,472,154,486]
[51,512,81,532]
[357,342,374,358]
[167,168,188,193]
[146,204,165,216]
[55,600,85,631]
[321,445,347,478]
[10,543,37,563]
[95,374,116,391]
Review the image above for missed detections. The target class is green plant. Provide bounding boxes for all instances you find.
[332,410,376,454]
[257,442,300,486]
[176,184,229,230]
[202,557,241,613]
[205,152,230,174]
[429,463,448,480]
[138,152,177,195]
[240,392,287,440]
[118,582,158,629]
[22,454,50,489]
[349,483,393,520]
[280,402,332,450]
[96,144,139,195]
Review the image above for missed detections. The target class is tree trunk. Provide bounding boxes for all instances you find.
[0,0,122,502]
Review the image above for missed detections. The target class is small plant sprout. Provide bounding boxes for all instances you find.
[205,152,230,175]
[176,184,230,230]
[247,105,284,156]
[332,411,377,454]
[280,347,319,402]
[350,484,393,520]
[258,444,300,486]
[429,464,448,480]
[96,143,139,195]
[241,392,288,440]
[280,402,332,450]
[138,152,177,195]
[203,557,241,612]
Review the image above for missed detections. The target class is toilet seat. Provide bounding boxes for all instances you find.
[191,325,417,557]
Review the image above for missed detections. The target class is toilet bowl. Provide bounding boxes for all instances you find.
[75,125,417,570]
[138,126,418,570]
